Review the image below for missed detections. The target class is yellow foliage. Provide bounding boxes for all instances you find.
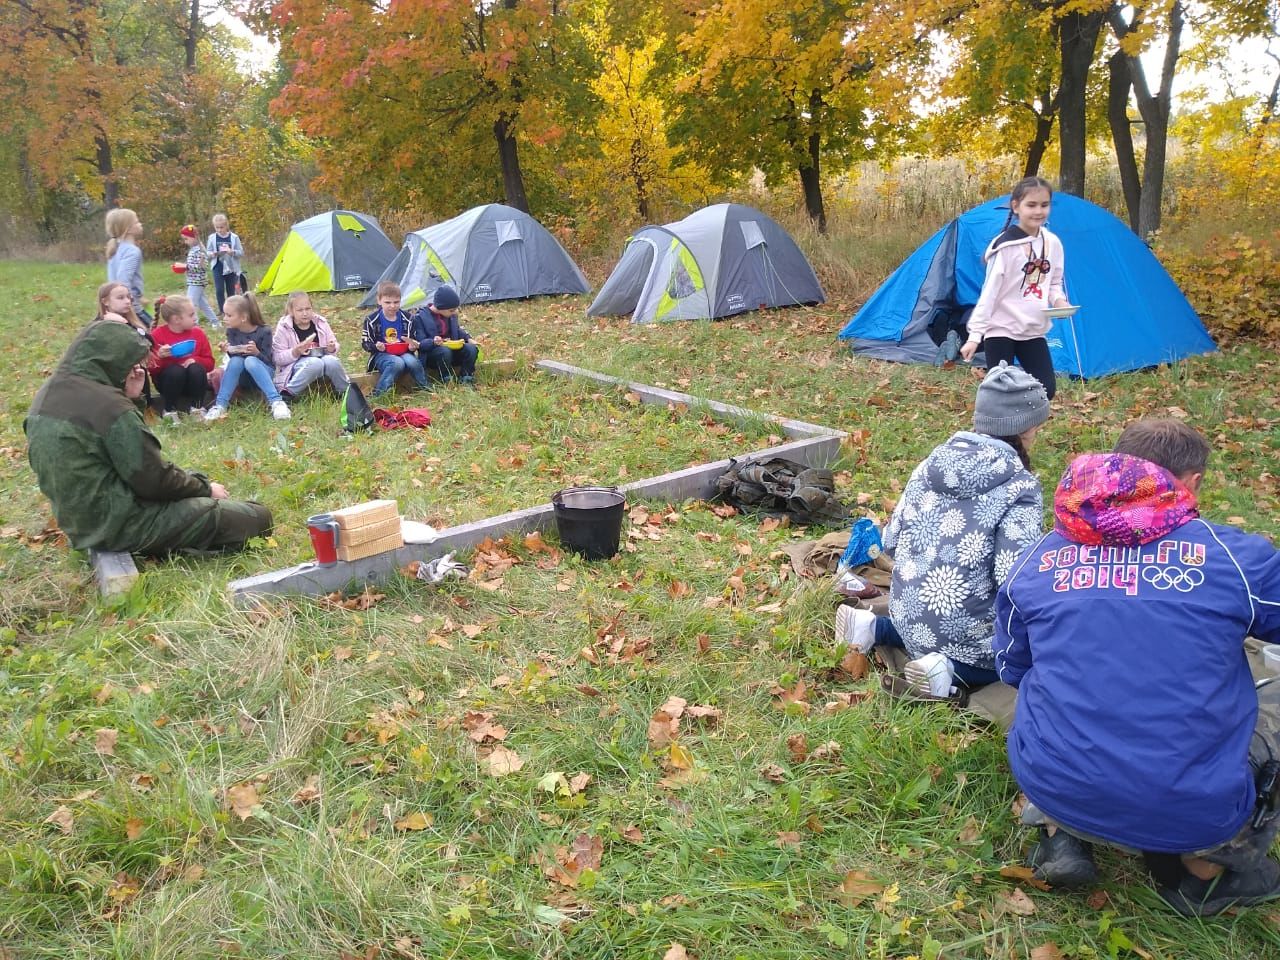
[1160,233,1280,342]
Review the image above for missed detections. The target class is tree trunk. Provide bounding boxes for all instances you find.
[185,0,199,73]
[493,115,530,213]
[630,138,649,220]
[1023,100,1056,178]
[1110,1,1183,238]
[1107,53,1141,231]
[96,132,118,208]
[799,89,826,232]
[1056,9,1105,196]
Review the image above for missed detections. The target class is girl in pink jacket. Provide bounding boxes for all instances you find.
[960,177,1072,399]
[272,292,349,400]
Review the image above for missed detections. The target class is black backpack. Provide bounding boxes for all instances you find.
[340,382,375,433]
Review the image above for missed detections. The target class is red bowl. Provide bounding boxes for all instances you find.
[385,341,409,355]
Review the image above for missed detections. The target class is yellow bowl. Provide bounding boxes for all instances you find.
[443,339,466,350]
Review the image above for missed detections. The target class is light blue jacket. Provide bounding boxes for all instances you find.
[206,230,243,276]
[106,240,144,313]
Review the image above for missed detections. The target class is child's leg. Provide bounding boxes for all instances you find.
[284,357,322,396]
[180,364,208,412]
[371,353,403,396]
[188,284,219,325]
[320,356,350,392]
[981,336,1017,370]
[212,264,228,312]
[455,343,479,378]
[213,356,245,408]
[1012,338,1057,400]
[242,356,283,403]
[153,365,185,413]
[419,344,453,380]
[401,352,430,389]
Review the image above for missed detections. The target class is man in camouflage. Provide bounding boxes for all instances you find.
[25,321,271,554]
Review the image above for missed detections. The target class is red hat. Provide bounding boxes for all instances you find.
[180,224,198,239]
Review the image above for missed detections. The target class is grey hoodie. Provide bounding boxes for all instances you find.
[883,431,1043,669]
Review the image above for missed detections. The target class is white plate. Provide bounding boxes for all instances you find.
[1043,305,1080,320]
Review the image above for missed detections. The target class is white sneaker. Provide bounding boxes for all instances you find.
[835,605,877,653]
[271,400,292,420]
[203,405,226,422]
[162,410,182,425]
[904,652,956,699]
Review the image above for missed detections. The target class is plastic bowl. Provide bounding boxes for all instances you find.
[170,339,197,358]
[443,339,466,350]
[385,341,410,355]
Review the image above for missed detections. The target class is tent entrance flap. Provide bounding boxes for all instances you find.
[641,237,708,322]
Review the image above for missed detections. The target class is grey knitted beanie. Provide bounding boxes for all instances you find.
[973,361,1050,436]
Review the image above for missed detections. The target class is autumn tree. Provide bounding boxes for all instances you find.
[260,0,596,217]
[671,0,945,232]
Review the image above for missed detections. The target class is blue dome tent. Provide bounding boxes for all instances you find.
[838,194,1215,378]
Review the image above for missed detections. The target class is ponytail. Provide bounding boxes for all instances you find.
[993,434,1032,471]
[225,292,263,328]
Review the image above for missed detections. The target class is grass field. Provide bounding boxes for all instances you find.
[1,258,1278,959]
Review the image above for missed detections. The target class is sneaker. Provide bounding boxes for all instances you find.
[1027,827,1098,889]
[460,374,476,387]
[904,651,955,698]
[835,605,877,653]
[1158,858,1280,917]
[203,405,226,422]
[162,410,182,425]
[271,400,292,420]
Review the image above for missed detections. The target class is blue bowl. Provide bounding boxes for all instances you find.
[170,339,197,358]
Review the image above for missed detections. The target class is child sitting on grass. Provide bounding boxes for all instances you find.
[204,293,291,422]
[273,291,349,401]
[412,283,479,385]
[361,280,429,397]
[149,295,214,417]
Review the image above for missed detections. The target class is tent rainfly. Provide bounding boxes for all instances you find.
[587,203,825,324]
[837,194,1216,378]
[360,204,589,309]
[257,211,397,295]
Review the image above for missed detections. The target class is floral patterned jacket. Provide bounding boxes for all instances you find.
[883,431,1043,669]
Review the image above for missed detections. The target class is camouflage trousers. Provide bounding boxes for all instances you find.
[1023,678,1280,871]
[128,497,272,556]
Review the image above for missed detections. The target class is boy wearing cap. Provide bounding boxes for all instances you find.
[412,284,479,386]
[838,361,1051,700]
[178,225,219,326]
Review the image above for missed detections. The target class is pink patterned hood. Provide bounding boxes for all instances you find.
[1053,453,1198,547]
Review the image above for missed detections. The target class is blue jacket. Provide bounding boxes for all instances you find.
[361,308,414,371]
[995,454,1280,853]
[410,307,470,344]
[107,240,145,315]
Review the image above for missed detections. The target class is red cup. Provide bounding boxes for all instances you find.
[306,513,340,565]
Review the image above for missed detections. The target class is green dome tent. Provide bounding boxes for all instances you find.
[257,211,398,295]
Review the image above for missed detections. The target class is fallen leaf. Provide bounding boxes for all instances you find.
[620,825,644,843]
[648,709,681,747]
[394,811,433,831]
[291,775,322,804]
[759,763,787,783]
[810,741,843,762]
[225,782,260,821]
[999,887,1037,916]
[786,733,809,762]
[1030,945,1065,960]
[537,771,569,793]
[568,772,592,795]
[94,728,119,756]
[1086,889,1110,910]
[998,863,1052,891]
[696,633,711,654]
[667,743,694,770]
[958,816,981,844]
[838,648,870,680]
[836,869,885,906]
[775,830,801,848]
[125,817,144,841]
[482,745,525,777]
[571,832,603,871]
[663,945,689,960]
[44,805,74,835]
[180,863,205,883]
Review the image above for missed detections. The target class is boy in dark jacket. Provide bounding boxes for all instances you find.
[412,284,479,385]
[361,281,429,396]
[994,419,1280,916]
[25,322,271,554]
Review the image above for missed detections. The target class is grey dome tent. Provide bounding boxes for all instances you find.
[257,210,397,295]
[360,203,589,309]
[587,203,825,323]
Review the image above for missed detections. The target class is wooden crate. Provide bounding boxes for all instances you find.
[332,499,399,531]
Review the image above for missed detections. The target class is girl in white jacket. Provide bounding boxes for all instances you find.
[960,177,1071,399]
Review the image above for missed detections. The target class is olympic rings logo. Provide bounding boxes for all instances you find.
[1141,566,1206,592]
